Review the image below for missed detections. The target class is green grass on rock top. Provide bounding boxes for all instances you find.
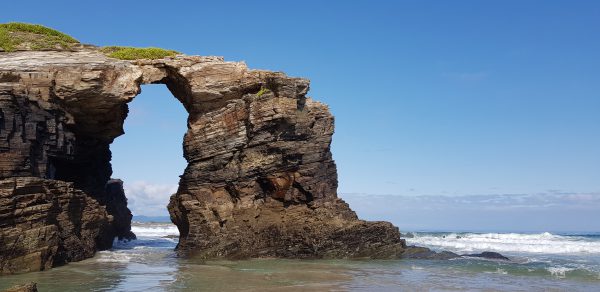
[0,22,180,60]
[100,46,180,60]
[0,22,79,52]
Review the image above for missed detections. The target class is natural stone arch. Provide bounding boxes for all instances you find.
[0,48,405,274]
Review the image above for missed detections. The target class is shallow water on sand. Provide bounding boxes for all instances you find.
[1,223,599,291]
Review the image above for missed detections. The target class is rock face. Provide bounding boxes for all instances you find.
[0,178,112,274]
[0,46,405,273]
[1,282,37,292]
[0,50,136,274]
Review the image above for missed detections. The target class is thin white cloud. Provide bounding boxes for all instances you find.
[340,192,600,232]
[341,192,600,211]
[124,181,178,216]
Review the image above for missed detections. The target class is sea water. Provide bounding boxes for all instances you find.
[1,222,600,291]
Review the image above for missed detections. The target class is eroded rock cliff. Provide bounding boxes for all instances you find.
[0,178,112,274]
[0,28,405,274]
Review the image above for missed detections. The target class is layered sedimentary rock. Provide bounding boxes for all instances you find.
[0,51,138,273]
[0,178,112,274]
[164,68,404,258]
[0,45,405,273]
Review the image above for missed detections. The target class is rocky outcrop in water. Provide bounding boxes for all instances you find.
[162,61,405,258]
[463,251,509,260]
[401,246,460,260]
[1,282,37,292]
[0,29,406,273]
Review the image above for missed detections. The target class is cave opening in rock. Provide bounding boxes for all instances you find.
[111,84,188,218]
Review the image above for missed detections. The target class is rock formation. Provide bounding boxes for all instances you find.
[1,282,37,292]
[0,26,406,274]
[0,178,113,274]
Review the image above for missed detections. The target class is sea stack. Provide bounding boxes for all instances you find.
[0,23,405,274]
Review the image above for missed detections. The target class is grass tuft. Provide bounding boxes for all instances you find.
[100,46,179,60]
[0,28,13,52]
[0,22,79,52]
[256,87,270,97]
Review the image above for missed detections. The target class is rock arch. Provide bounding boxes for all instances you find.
[0,49,405,274]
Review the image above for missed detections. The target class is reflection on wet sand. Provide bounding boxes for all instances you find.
[172,259,351,291]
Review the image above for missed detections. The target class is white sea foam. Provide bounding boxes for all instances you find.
[547,266,575,278]
[131,224,179,237]
[407,232,600,255]
[95,251,134,263]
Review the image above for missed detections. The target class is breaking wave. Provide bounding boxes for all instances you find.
[131,223,179,238]
[406,232,600,255]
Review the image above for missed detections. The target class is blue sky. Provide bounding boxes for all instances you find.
[3,1,599,231]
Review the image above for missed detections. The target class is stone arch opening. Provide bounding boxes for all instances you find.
[110,84,187,218]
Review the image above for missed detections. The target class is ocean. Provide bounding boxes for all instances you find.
[1,222,599,291]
